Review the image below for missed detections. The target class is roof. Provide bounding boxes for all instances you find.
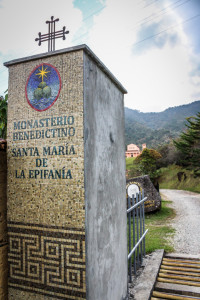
[4,44,127,94]
[127,144,140,151]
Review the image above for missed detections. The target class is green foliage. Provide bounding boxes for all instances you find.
[133,148,162,180]
[0,90,8,139]
[156,142,181,168]
[174,112,200,176]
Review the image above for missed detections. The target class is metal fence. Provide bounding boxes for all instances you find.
[127,191,148,282]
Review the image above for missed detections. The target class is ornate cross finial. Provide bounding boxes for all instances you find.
[35,16,69,52]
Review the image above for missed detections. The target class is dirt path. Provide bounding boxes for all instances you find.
[160,189,200,255]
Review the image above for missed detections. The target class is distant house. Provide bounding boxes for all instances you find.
[125,143,146,158]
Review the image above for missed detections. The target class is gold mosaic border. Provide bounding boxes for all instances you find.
[8,222,86,299]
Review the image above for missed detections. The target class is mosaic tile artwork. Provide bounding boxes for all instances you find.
[6,50,86,299]
[25,63,61,112]
[8,222,86,299]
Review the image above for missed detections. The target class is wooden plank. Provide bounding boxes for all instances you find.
[161,265,200,273]
[151,256,200,300]
[165,254,200,261]
[162,262,200,269]
[153,291,200,300]
[163,258,200,265]
[160,269,200,277]
[159,272,200,282]
[157,277,200,287]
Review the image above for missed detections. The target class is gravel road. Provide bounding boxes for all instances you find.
[160,189,200,255]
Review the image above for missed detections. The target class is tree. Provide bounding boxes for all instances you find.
[174,112,200,176]
[156,142,181,168]
[0,90,8,139]
[133,148,162,180]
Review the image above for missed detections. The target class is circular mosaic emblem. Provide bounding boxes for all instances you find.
[126,181,142,198]
[25,63,61,112]
[127,184,140,198]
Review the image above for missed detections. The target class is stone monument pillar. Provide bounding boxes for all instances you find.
[4,45,128,300]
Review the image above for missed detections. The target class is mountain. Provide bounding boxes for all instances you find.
[125,100,200,148]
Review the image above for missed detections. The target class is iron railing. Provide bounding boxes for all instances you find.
[127,191,148,282]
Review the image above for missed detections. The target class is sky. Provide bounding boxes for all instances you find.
[0,0,200,112]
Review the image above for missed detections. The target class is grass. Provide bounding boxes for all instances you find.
[145,226,175,253]
[126,157,135,170]
[159,164,200,193]
[145,200,176,253]
[128,200,176,255]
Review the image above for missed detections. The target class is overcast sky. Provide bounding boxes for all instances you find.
[0,0,200,112]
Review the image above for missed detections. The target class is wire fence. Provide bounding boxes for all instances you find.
[127,191,148,282]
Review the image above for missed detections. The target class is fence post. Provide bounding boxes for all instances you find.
[139,192,143,265]
[128,196,132,282]
[136,193,139,267]
[142,190,146,257]
[132,195,136,274]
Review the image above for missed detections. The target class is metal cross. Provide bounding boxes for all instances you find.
[35,16,69,52]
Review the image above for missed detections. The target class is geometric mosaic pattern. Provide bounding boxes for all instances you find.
[8,222,86,299]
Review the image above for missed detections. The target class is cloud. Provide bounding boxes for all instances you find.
[86,0,200,112]
[72,0,106,44]
[133,21,179,54]
[1,0,200,111]
[0,0,83,94]
[188,55,200,88]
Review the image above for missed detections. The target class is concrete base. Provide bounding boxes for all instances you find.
[129,249,164,300]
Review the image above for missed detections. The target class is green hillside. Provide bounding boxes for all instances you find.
[125,100,200,148]
[159,165,200,193]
